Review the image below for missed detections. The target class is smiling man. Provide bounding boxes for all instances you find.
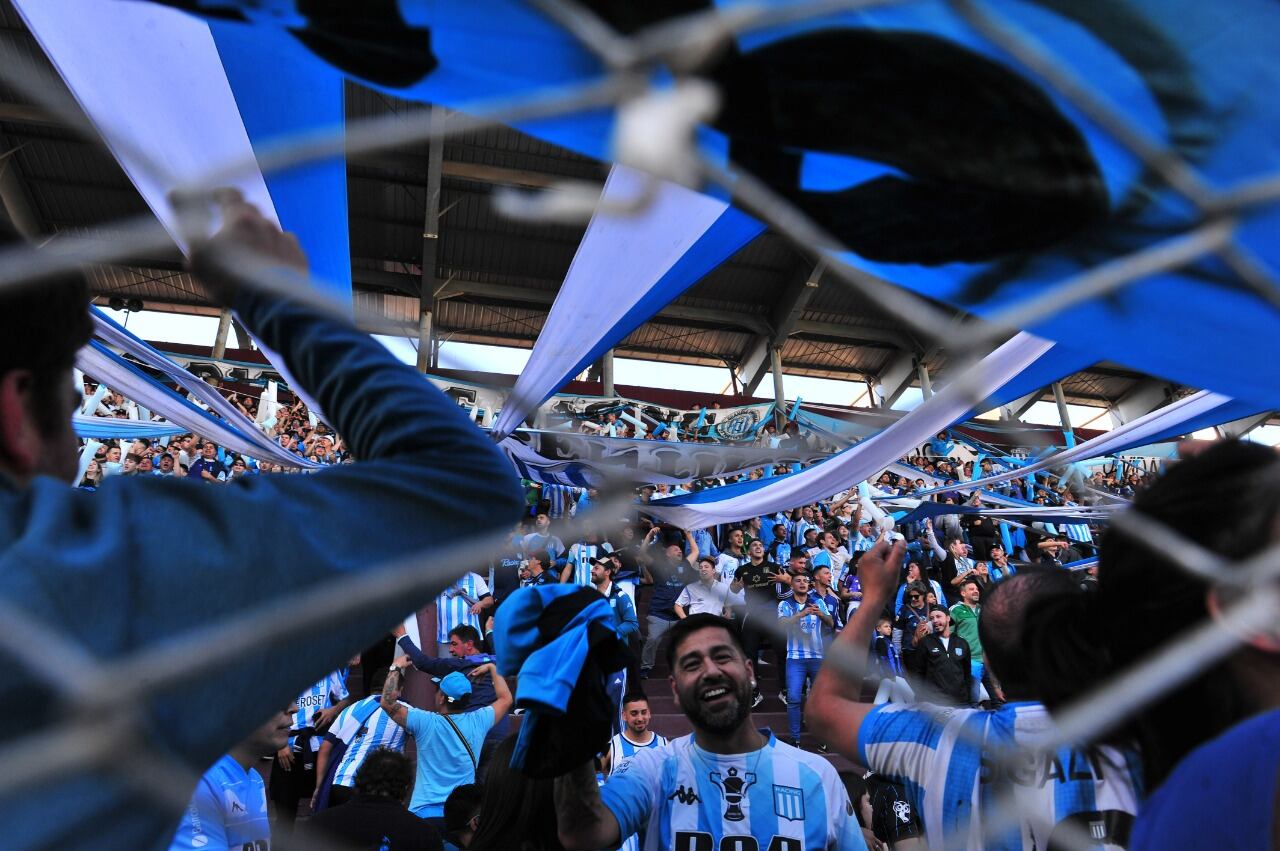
[553,613,865,851]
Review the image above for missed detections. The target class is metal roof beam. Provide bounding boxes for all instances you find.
[737,261,824,395]
[791,318,906,347]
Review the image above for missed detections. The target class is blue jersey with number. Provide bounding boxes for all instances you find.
[169,755,270,850]
[601,732,864,851]
[858,701,1142,850]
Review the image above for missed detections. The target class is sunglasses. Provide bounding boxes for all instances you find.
[907,594,922,600]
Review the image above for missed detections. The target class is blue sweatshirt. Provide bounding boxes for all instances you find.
[0,286,524,849]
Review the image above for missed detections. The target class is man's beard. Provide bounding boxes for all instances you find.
[676,675,753,736]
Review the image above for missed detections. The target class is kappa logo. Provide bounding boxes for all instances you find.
[668,785,701,805]
[224,789,247,816]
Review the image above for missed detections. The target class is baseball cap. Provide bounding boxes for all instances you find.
[432,671,473,702]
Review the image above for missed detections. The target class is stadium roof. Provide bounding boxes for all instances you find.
[0,0,1209,426]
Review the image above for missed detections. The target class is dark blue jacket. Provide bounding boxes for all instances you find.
[0,286,524,848]
[397,635,498,707]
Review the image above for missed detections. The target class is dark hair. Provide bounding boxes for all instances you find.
[529,549,551,566]
[352,748,414,800]
[621,692,649,708]
[957,577,981,593]
[449,624,483,648]
[468,734,563,851]
[444,782,483,834]
[979,569,1091,704]
[0,222,91,435]
[662,613,747,670]
[1093,440,1280,789]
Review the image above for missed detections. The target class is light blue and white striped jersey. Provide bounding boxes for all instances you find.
[543,483,583,519]
[328,695,408,788]
[290,669,348,751]
[435,572,490,643]
[608,730,669,776]
[858,701,1142,851]
[852,532,877,553]
[777,595,830,660]
[790,520,822,547]
[566,541,614,587]
[601,732,865,851]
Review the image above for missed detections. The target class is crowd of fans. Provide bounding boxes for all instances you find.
[91,380,1146,849]
[15,203,1270,851]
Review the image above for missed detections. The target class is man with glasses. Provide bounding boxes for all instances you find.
[893,582,932,673]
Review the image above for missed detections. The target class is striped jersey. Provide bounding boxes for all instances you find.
[790,520,822,547]
[608,730,669,775]
[435,572,490,643]
[543,483,583,519]
[566,541,613,587]
[328,695,408,788]
[777,595,830,660]
[857,701,1142,850]
[601,732,865,851]
[290,669,348,751]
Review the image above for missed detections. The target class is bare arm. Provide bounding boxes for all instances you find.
[924,521,946,560]
[380,663,410,728]
[808,539,906,759]
[684,530,699,566]
[555,761,622,851]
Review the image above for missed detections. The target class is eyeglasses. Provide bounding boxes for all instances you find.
[906,594,922,600]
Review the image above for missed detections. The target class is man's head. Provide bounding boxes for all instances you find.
[746,539,764,561]
[105,445,121,464]
[354,748,415,804]
[621,694,652,736]
[444,783,483,848]
[201,442,217,460]
[959,578,982,605]
[590,554,613,587]
[788,550,808,572]
[231,458,246,475]
[979,569,1086,703]
[790,571,812,598]
[233,703,295,761]
[138,456,153,474]
[697,556,717,584]
[433,671,473,713]
[812,565,833,589]
[122,453,140,474]
[727,528,744,550]
[447,625,483,657]
[772,522,787,540]
[928,606,951,636]
[158,453,174,472]
[534,512,550,531]
[803,527,820,545]
[663,614,754,736]
[0,226,92,485]
[527,549,550,575]
[990,544,1006,562]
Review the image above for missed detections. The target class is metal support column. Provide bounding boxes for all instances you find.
[417,105,443,374]
[917,361,933,400]
[1052,381,1073,436]
[601,349,615,398]
[770,346,786,427]
[212,308,232,360]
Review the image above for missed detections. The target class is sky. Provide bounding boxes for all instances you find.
[104,305,1280,446]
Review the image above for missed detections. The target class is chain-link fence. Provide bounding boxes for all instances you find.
[0,1,1277,848]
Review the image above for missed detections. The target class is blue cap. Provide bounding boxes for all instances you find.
[432,671,473,702]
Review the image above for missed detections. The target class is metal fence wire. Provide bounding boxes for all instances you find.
[0,1,1277,849]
